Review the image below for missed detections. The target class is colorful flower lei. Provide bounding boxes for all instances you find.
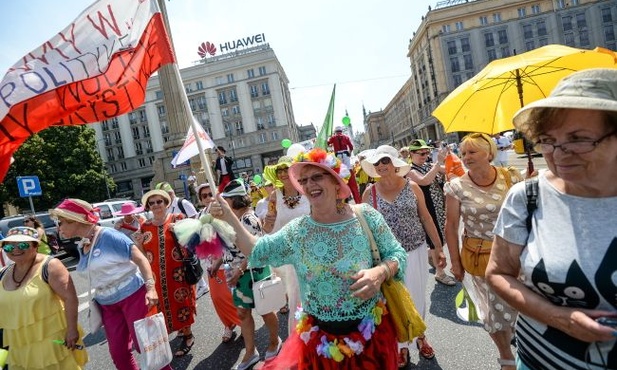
[295,300,387,362]
[294,148,351,182]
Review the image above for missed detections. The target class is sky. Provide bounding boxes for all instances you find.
[0,0,437,134]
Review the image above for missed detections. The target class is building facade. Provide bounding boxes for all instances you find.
[92,44,299,199]
[365,0,616,148]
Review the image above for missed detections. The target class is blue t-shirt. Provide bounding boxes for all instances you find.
[77,228,143,305]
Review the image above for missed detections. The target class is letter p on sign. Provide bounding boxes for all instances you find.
[17,176,42,197]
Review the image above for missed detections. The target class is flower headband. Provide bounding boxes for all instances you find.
[294,148,351,181]
[7,227,39,240]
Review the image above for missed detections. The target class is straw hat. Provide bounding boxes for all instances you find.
[141,189,171,209]
[49,198,99,224]
[361,145,411,178]
[1,227,39,244]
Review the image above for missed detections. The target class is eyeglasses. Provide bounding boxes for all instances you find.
[148,199,165,206]
[3,242,31,253]
[414,151,430,156]
[200,192,213,199]
[372,157,392,166]
[275,167,289,175]
[534,131,616,155]
[297,172,330,186]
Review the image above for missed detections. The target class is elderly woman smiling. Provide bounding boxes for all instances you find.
[211,148,407,370]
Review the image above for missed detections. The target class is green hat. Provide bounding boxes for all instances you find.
[409,139,432,151]
[263,156,294,188]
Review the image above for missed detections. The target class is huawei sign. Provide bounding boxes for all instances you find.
[197,42,217,58]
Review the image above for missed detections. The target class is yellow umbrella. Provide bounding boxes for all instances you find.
[432,44,617,135]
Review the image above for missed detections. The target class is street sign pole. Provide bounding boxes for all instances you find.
[28,196,35,214]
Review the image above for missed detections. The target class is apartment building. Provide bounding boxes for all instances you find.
[92,43,300,198]
[365,0,616,148]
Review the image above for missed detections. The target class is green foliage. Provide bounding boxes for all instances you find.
[0,126,115,212]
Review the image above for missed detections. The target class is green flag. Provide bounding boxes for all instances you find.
[314,84,336,149]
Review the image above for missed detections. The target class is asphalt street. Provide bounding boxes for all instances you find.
[65,151,547,370]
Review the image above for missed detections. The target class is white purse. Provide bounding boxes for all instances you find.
[250,268,286,316]
[86,230,104,334]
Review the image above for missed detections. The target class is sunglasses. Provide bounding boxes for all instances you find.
[3,242,31,253]
[372,157,392,166]
[297,172,330,186]
[148,199,165,206]
[200,192,213,199]
[414,151,430,156]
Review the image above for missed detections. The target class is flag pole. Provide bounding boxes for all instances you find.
[170,63,219,195]
[314,84,336,150]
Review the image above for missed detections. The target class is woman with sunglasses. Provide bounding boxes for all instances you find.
[262,156,310,320]
[444,133,522,369]
[406,140,455,287]
[487,69,617,370]
[136,189,197,357]
[23,216,52,255]
[51,198,162,370]
[196,183,242,344]
[361,145,446,367]
[0,226,84,369]
[211,148,406,370]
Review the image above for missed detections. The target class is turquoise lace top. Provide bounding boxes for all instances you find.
[249,203,406,322]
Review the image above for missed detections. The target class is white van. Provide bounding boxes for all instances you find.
[93,199,138,228]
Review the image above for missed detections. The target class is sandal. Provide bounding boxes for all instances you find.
[222,325,235,343]
[416,335,435,360]
[175,334,194,357]
[397,348,410,368]
[279,303,289,314]
[435,273,457,286]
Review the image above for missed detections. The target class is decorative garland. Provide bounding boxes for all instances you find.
[295,300,387,362]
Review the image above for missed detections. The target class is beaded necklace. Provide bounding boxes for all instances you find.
[12,256,37,288]
[282,189,301,209]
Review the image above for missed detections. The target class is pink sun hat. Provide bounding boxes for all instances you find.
[114,202,144,216]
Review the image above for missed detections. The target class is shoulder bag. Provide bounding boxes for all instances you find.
[171,217,204,285]
[249,268,286,316]
[352,205,426,343]
[86,230,103,334]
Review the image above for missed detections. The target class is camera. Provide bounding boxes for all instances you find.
[596,316,617,328]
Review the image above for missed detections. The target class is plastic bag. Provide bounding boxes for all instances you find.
[445,152,465,181]
[133,312,172,370]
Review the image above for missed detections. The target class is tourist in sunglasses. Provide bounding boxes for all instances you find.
[406,140,456,288]
[487,69,617,370]
[361,145,445,367]
[0,226,84,369]
[51,198,161,370]
[211,148,406,369]
[136,189,197,357]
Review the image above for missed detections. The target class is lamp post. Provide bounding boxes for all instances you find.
[96,138,112,199]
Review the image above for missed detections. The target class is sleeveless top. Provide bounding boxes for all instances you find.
[272,188,310,232]
[411,162,446,244]
[0,261,82,369]
[369,182,426,252]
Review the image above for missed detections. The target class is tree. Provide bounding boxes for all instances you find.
[0,126,115,214]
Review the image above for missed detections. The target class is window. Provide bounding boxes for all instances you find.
[184,83,192,93]
[605,25,616,41]
[493,13,502,23]
[196,81,204,90]
[455,21,464,31]
[479,16,488,26]
[120,162,127,171]
[258,133,267,143]
[139,110,147,122]
[484,33,495,47]
[232,105,240,114]
[518,8,526,18]
[442,24,451,33]
[531,5,540,14]
[562,16,572,31]
[247,69,255,78]
[155,90,163,100]
[139,158,146,168]
[602,8,613,23]
[564,32,575,46]
[501,47,511,57]
[271,132,279,141]
[114,131,121,142]
[537,21,547,36]
[143,126,150,138]
[215,76,224,85]
[498,29,508,44]
[102,121,109,131]
[258,66,266,76]
[221,108,229,116]
[453,75,463,87]
[117,147,124,159]
[557,0,565,9]
[229,89,238,102]
[461,37,471,52]
[132,127,140,140]
[571,0,579,5]
[538,38,549,46]
[523,24,533,39]
[267,114,276,127]
[487,49,497,62]
[447,41,457,55]
[227,74,234,83]
[576,13,587,29]
[261,82,270,95]
[218,91,227,105]
[250,85,259,98]
[525,40,535,51]
[450,57,460,73]
[149,157,155,165]
[256,117,265,130]
[235,121,244,135]
[580,30,590,46]
[463,54,473,70]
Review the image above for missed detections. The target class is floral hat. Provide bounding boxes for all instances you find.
[263,156,294,188]
[1,226,39,243]
[50,198,100,224]
[288,148,351,199]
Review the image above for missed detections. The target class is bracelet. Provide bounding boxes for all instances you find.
[380,262,392,280]
[144,278,155,288]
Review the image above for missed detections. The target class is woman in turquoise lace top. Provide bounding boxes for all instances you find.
[211,148,407,370]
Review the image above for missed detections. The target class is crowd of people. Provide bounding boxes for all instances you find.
[0,69,615,370]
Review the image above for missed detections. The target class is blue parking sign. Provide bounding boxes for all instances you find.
[17,176,42,197]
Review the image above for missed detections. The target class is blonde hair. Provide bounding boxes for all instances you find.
[461,133,497,161]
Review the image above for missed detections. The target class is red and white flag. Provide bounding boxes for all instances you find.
[171,118,216,167]
[0,0,175,180]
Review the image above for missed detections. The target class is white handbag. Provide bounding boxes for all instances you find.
[133,312,173,370]
[86,230,103,333]
[250,268,286,316]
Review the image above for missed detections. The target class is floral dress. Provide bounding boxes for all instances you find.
[411,162,446,246]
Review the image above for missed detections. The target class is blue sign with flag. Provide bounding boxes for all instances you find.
[17,176,42,197]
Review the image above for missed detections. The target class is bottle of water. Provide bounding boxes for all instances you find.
[223,263,234,290]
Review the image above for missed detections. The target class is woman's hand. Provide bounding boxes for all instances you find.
[145,287,159,308]
[450,260,465,282]
[350,267,386,301]
[210,194,235,223]
[435,249,447,269]
[227,268,242,288]
[554,308,617,343]
[64,327,80,350]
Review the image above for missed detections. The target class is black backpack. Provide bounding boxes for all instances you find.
[525,177,539,233]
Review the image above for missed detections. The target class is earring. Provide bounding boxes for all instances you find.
[336,198,345,214]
